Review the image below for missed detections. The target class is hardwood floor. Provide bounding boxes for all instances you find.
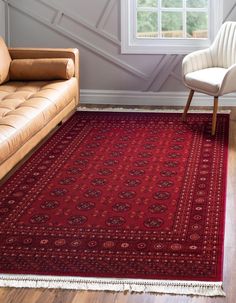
[0,107,235,303]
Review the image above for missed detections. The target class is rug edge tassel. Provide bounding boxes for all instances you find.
[77,106,231,114]
[0,275,226,297]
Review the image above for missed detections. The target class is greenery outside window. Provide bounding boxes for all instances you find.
[121,0,223,54]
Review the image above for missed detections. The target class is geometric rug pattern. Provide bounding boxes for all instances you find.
[0,112,229,295]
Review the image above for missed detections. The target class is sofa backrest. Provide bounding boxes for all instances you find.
[0,37,12,84]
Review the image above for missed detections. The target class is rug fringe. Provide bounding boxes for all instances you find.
[0,275,226,296]
[77,106,231,114]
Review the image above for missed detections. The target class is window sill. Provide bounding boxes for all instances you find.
[121,39,211,55]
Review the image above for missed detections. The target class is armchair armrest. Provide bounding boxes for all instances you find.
[219,64,236,96]
[182,48,213,79]
[8,47,79,104]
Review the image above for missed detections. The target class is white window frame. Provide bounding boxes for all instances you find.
[121,0,223,54]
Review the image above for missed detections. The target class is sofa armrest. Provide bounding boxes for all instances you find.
[8,48,79,104]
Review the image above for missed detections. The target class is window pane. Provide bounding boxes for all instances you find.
[186,0,208,8]
[137,0,157,7]
[162,0,183,8]
[162,12,183,37]
[137,11,158,37]
[187,12,208,38]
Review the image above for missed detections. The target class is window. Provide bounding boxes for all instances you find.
[121,0,223,54]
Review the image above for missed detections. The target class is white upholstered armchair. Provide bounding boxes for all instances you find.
[182,21,236,135]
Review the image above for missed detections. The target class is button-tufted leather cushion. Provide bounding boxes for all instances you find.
[0,78,77,164]
[10,58,75,81]
[0,37,12,84]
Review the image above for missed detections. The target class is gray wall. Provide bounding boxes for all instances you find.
[0,0,5,40]
[3,0,236,105]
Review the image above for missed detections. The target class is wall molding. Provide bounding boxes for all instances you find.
[152,55,183,91]
[144,55,173,91]
[39,0,120,46]
[80,89,236,107]
[224,2,236,22]
[96,0,120,44]
[7,0,149,80]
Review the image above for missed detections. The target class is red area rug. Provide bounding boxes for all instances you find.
[0,111,229,296]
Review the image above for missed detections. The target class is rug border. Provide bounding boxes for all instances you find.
[0,274,226,296]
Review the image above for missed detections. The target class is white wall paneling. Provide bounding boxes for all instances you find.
[4,0,236,105]
[80,90,236,107]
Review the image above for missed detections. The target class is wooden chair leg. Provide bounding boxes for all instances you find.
[182,90,194,122]
[212,96,218,136]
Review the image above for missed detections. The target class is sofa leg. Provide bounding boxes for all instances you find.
[212,97,218,136]
[182,89,194,122]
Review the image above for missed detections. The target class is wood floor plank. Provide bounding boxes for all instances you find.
[0,107,235,303]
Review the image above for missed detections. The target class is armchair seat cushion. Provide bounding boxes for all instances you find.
[184,67,227,96]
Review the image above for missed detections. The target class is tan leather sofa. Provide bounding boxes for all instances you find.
[0,37,79,180]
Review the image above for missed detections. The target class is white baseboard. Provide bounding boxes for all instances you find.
[80,89,236,107]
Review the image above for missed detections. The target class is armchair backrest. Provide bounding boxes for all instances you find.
[210,22,236,68]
